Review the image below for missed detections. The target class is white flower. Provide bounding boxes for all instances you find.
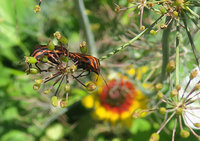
[179,67,200,129]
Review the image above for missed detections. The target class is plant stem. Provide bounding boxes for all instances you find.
[100,15,164,61]
[176,21,180,86]
[182,12,200,67]
[74,0,98,57]
[160,16,173,82]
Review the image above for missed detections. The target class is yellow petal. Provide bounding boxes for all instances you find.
[81,95,94,108]
[95,106,106,120]
[121,111,131,119]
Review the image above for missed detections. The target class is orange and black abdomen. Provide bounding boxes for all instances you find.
[30,45,68,64]
[69,52,100,75]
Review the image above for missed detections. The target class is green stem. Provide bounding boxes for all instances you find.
[185,12,200,29]
[182,12,200,67]
[176,21,180,85]
[160,17,173,82]
[74,0,98,57]
[186,6,200,19]
[100,15,164,61]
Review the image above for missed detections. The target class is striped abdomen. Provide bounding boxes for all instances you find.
[31,45,68,64]
[69,52,100,75]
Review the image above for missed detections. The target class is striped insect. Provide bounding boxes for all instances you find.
[68,52,108,87]
[27,45,69,72]
[69,52,100,78]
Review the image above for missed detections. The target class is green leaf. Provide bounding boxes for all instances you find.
[1,130,34,141]
[130,118,151,134]
[3,107,20,121]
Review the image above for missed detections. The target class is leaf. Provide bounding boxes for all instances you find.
[1,130,34,141]
[130,118,151,134]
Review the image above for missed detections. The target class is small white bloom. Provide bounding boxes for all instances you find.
[179,67,200,129]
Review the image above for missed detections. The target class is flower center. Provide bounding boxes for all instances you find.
[100,79,137,113]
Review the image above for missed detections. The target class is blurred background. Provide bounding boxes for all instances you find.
[0,0,200,141]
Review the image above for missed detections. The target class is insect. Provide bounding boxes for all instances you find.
[28,45,107,88]
[28,45,68,72]
[69,52,108,87]
[69,52,100,78]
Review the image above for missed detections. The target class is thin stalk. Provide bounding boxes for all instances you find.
[160,16,173,82]
[100,15,164,61]
[74,0,97,57]
[176,20,180,86]
[182,12,199,67]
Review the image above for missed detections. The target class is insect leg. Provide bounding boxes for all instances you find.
[55,74,65,96]
[72,75,86,87]
[35,63,48,73]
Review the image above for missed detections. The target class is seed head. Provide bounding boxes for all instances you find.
[51,96,58,107]
[80,41,88,54]
[85,81,97,91]
[47,40,55,50]
[25,56,37,64]
[180,130,190,138]
[34,5,41,13]
[149,133,160,141]
[166,60,175,74]
[190,69,198,80]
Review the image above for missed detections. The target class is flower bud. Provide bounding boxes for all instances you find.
[41,55,48,63]
[150,30,156,35]
[173,11,179,17]
[51,96,58,107]
[33,84,40,90]
[159,6,166,14]
[155,83,163,91]
[35,79,43,85]
[176,107,183,115]
[170,89,178,98]
[54,31,68,45]
[148,3,154,7]
[80,41,88,54]
[176,85,181,91]
[195,84,200,90]
[44,89,51,95]
[29,68,39,74]
[194,123,200,128]
[115,5,120,13]
[85,81,96,91]
[34,5,41,13]
[149,133,160,141]
[60,100,68,108]
[180,130,190,138]
[157,91,163,100]
[65,84,70,92]
[140,26,146,31]
[160,24,167,29]
[166,60,175,74]
[25,56,37,64]
[70,64,77,73]
[47,40,55,50]
[190,69,198,80]
[159,107,166,115]
[175,0,184,7]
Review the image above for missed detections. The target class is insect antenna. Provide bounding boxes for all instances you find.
[100,73,109,88]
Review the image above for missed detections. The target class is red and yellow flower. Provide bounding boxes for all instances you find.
[82,65,151,126]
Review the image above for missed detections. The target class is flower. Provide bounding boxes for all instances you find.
[82,65,149,126]
[150,67,200,140]
[179,67,200,130]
